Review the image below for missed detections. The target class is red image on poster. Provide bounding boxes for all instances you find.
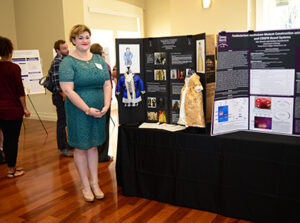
[255,97,271,109]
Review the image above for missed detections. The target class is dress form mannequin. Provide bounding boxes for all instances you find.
[178,70,205,127]
[116,66,145,107]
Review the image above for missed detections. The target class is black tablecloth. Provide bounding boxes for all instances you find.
[116,125,300,222]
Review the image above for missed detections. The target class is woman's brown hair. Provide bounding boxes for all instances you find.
[0,36,13,58]
[69,24,91,46]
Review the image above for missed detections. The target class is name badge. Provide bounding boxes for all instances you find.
[95,63,103,69]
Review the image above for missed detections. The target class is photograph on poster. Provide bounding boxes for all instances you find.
[154,69,166,81]
[147,112,158,121]
[186,68,192,76]
[170,69,177,79]
[254,117,272,129]
[178,69,185,79]
[157,97,165,108]
[147,97,157,108]
[154,52,167,65]
[255,97,271,109]
[196,39,205,73]
[172,99,180,111]
[119,44,140,74]
[159,110,167,123]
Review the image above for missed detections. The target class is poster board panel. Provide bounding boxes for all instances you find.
[212,29,300,136]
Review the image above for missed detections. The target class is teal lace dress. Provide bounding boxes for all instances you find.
[59,54,110,149]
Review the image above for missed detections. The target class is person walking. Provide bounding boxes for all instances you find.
[0,36,31,178]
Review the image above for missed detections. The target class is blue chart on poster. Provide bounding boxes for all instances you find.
[218,105,228,123]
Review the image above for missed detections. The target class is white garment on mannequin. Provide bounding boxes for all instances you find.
[178,75,192,126]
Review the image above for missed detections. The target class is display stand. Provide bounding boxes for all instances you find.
[27,95,48,135]
[116,125,300,222]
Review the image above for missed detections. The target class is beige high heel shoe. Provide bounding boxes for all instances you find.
[81,185,95,202]
[90,183,104,200]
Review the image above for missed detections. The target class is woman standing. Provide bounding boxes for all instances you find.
[59,25,112,202]
[90,43,113,162]
[0,36,31,178]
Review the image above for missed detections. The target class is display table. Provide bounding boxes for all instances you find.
[116,125,300,222]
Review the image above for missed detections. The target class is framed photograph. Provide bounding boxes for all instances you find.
[170,69,177,79]
[147,97,157,108]
[154,52,167,65]
[154,69,167,81]
[196,39,205,73]
[119,44,140,74]
[147,112,158,121]
[172,99,180,111]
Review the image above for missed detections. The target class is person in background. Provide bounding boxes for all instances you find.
[112,65,117,86]
[50,40,73,157]
[0,36,31,178]
[59,25,112,202]
[90,43,113,162]
[0,129,5,164]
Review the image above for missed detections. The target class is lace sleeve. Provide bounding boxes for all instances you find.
[59,57,74,82]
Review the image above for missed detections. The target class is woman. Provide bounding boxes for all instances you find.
[59,25,112,202]
[0,36,31,178]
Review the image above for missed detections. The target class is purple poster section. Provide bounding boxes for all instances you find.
[212,29,300,136]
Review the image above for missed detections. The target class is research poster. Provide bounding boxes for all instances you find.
[12,50,44,95]
[212,29,300,136]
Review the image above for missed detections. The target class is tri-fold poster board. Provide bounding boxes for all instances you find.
[212,28,300,136]
[116,34,216,126]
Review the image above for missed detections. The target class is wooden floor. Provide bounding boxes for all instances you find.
[0,118,254,223]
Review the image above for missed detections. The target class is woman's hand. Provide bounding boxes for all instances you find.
[99,106,109,118]
[24,108,31,117]
[88,107,102,118]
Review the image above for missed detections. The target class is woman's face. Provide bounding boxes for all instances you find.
[73,31,91,51]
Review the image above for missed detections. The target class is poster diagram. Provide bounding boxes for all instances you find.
[118,44,140,74]
[213,98,249,134]
[12,50,44,95]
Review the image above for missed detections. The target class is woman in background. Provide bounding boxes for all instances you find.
[0,129,5,164]
[59,25,111,202]
[90,43,113,163]
[0,36,31,178]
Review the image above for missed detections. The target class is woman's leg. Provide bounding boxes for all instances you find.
[1,118,23,168]
[0,128,3,149]
[87,146,98,184]
[73,148,93,198]
[87,146,104,198]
